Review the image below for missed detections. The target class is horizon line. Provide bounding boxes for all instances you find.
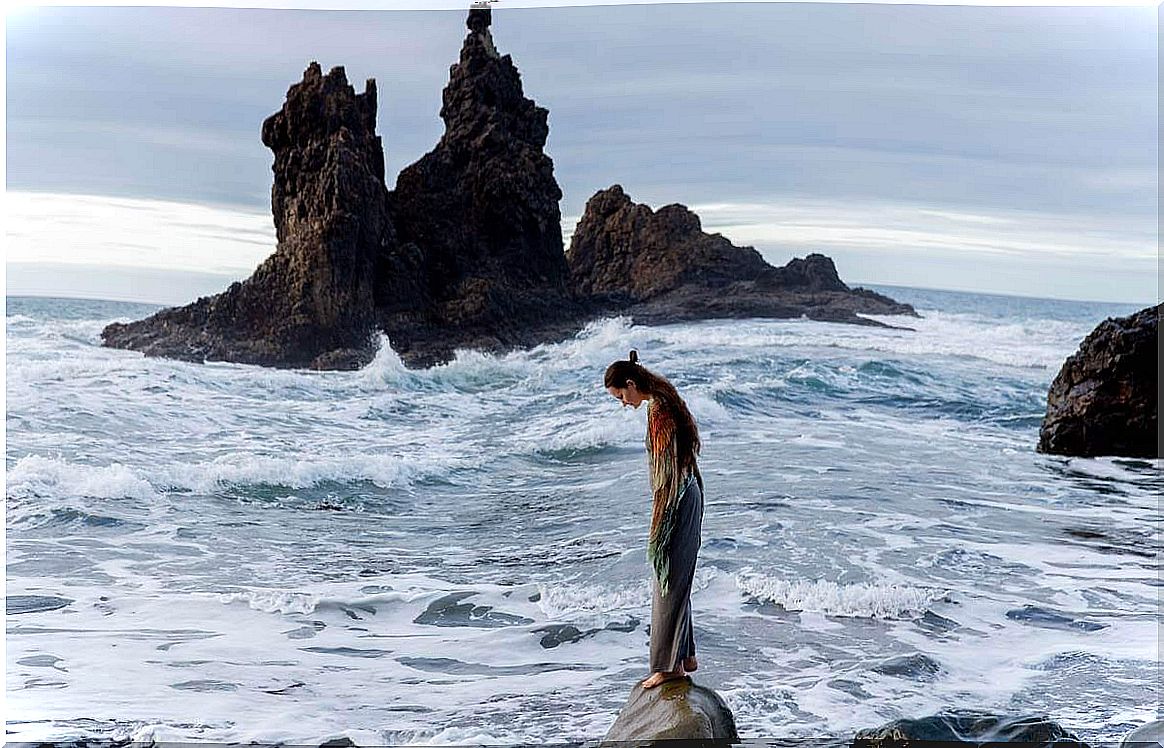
[5,283,1155,310]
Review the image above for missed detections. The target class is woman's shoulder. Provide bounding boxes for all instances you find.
[647,398,679,432]
[648,396,684,419]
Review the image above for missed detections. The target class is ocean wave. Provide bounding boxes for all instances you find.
[736,571,947,619]
[526,418,629,455]
[7,455,160,501]
[5,352,141,387]
[630,311,1092,371]
[802,310,1090,370]
[158,451,465,492]
[219,585,427,616]
[534,579,649,620]
[357,335,531,394]
[6,451,466,504]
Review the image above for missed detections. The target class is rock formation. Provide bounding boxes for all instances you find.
[1038,303,1159,458]
[382,6,588,366]
[568,185,917,327]
[852,712,1089,748]
[602,678,739,743]
[102,63,403,370]
[101,11,920,371]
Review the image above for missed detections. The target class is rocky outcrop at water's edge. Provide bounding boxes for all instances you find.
[101,62,399,370]
[568,184,918,328]
[602,678,739,743]
[101,9,918,370]
[1038,303,1159,458]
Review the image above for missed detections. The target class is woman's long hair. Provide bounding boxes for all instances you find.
[605,350,702,537]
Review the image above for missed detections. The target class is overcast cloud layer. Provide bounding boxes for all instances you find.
[5,3,1158,304]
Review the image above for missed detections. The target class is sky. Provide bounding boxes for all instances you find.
[4,2,1159,305]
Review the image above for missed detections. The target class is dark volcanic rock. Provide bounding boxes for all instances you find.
[603,678,739,743]
[852,712,1089,748]
[102,63,410,370]
[1038,304,1159,457]
[568,184,771,302]
[101,13,920,371]
[383,7,587,365]
[568,185,918,328]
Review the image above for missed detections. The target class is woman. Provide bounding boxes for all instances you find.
[605,349,705,688]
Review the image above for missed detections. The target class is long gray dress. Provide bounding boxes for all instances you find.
[649,473,704,673]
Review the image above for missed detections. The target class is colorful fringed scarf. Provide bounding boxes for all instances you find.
[645,398,697,596]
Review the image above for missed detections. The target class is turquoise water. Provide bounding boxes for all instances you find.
[5,287,1159,744]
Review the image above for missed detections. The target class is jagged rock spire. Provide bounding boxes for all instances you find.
[386,7,576,356]
[102,62,401,369]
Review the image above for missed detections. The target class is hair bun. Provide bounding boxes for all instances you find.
[628,349,639,365]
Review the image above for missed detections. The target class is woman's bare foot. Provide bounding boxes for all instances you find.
[683,656,698,672]
[641,668,687,689]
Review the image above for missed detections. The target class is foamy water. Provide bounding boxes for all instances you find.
[6,287,1160,744]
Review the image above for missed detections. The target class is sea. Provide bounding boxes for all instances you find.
[5,286,1160,745]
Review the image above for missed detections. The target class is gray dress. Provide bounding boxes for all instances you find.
[649,472,704,673]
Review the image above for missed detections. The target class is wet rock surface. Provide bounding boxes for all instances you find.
[852,712,1090,748]
[1038,303,1159,457]
[603,677,740,743]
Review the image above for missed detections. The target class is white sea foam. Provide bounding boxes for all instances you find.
[396,726,516,745]
[526,417,631,453]
[534,578,649,620]
[7,454,160,501]
[735,571,946,618]
[220,586,426,615]
[628,310,1093,372]
[358,335,530,393]
[218,590,322,615]
[6,451,465,503]
[158,451,462,492]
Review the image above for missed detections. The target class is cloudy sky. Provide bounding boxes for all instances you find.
[5,2,1158,304]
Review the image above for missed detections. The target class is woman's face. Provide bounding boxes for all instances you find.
[607,381,646,409]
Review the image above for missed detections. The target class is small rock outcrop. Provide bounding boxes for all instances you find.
[568,185,917,327]
[1038,303,1159,458]
[383,6,586,365]
[602,678,739,743]
[102,63,403,370]
[852,712,1088,748]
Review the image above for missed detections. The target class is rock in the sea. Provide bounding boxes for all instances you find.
[602,678,739,744]
[852,712,1089,748]
[568,185,917,327]
[384,6,587,365]
[568,184,771,303]
[100,12,920,371]
[1038,303,1159,457]
[102,63,405,370]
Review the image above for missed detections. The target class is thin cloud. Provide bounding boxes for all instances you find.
[5,192,276,276]
[689,199,1155,261]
